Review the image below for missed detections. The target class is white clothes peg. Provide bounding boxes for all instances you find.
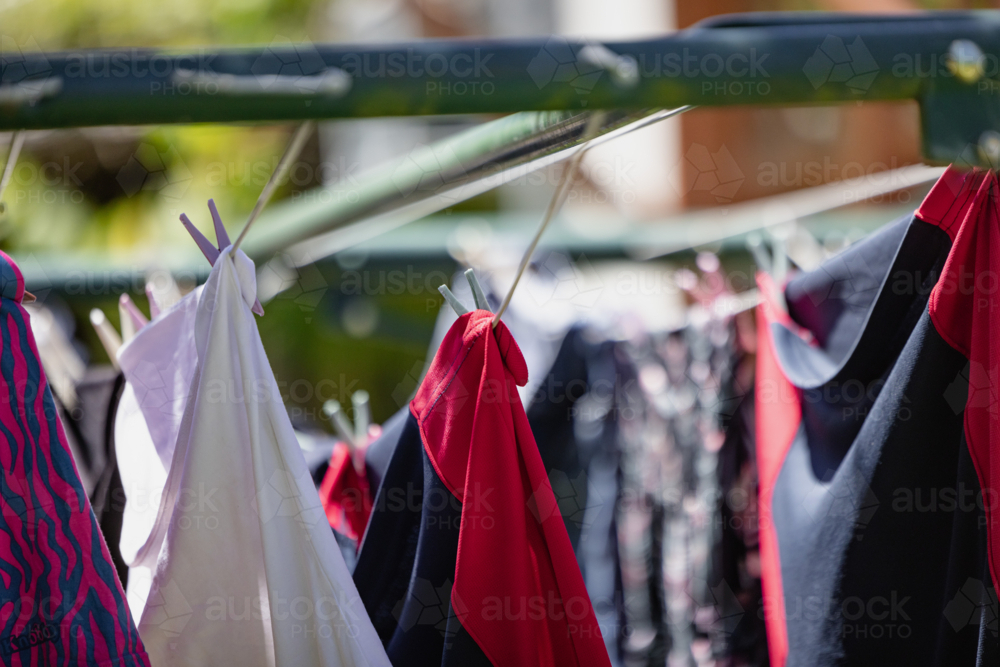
[90,309,122,370]
[767,225,791,287]
[466,269,491,311]
[782,221,826,272]
[439,268,492,316]
[351,390,370,447]
[747,232,787,313]
[323,393,371,474]
[27,303,86,409]
[145,269,183,318]
[746,232,773,275]
[323,399,356,447]
[438,285,469,315]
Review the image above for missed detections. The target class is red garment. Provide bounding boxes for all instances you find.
[319,441,372,542]
[754,272,799,667]
[411,309,611,667]
[922,169,999,593]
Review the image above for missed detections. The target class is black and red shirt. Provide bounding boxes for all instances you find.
[757,166,999,666]
[353,309,611,666]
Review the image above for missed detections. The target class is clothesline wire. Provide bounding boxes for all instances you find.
[233,121,315,252]
[492,106,691,328]
[491,113,605,328]
[0,131,26,212]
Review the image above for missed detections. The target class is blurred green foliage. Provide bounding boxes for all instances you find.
[0,0,331,255]
[0,0,322,49]
[0,0,450,429]
[0,125,299,254]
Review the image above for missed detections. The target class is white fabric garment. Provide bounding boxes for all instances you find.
[115,287,201,610]
[123,248,390,666]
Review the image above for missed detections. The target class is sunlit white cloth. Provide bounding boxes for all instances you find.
[116,286,200,611]
[117,247,390,666]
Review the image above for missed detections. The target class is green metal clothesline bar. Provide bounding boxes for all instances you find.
[1,11,998,165]
[4,11,1000,282]
[243,108,674,259]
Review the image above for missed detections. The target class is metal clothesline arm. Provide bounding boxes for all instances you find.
[243,108,683,262]
[11,107,681,286]
[0,12,997,164]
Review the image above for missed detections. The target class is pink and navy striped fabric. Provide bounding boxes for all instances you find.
[0,251,149,666]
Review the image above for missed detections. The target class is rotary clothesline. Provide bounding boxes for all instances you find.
[0,11,998,276]
[2,11,999,667]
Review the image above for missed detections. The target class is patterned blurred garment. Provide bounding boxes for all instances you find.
[0,251,150,666]
[615,309,753,667]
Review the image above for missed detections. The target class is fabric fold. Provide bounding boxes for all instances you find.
[115,286,201,612]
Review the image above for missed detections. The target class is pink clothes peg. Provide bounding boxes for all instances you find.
[180,199,264,316]
[144,284,160,319]
[119,293,149,343]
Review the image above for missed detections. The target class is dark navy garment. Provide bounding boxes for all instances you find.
[757,168,999,667]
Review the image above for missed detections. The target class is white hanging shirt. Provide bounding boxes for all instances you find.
[117,247,390,666]
[116,285,201,611]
